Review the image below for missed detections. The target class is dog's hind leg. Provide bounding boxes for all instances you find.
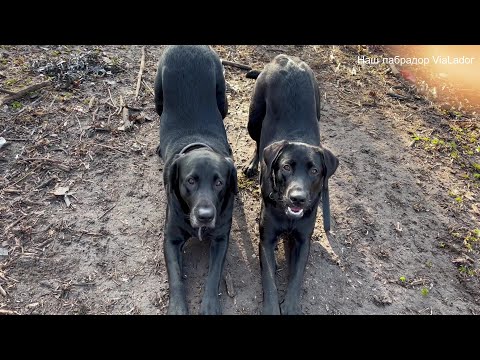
[164,227,188,315]
[243,75,266,178]
[199,234,229,315]
[281,230,312,315]
[154,65,164,117]
[215,60,228,119]
[244,143,259,178]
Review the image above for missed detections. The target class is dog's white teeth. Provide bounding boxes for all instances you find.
[287,207,304,217]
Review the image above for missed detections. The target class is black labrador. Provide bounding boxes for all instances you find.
[244,54,339,315]
[155,45,238,315]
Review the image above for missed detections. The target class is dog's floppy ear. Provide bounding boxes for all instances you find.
[319,147,339,191]
[225,157,238,195]
[263,140,289,174]
[262,140,289,191]
[317,147,339,232]
[166,154,183,196]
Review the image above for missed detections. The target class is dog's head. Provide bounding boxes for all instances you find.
[167,149,238,230]
[261,140,338,220]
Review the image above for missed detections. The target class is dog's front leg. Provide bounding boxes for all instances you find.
[260,220,281,315]
[281,231,311,315]
[164,227,188,315]
[200,234,229,315]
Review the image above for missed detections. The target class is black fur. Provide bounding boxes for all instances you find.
[244,54,338,315]
[155,45,237,315]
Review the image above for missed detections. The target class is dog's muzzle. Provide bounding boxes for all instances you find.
[191,203,216,240]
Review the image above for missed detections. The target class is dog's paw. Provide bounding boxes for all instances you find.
[199,298,221,315]
[262,303,281,315]
[167,301,188,315]
[280,301,302,315]
[243,164,258,178]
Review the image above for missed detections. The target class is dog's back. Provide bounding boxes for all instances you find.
[253,55,321,155]
[155,45,229,162]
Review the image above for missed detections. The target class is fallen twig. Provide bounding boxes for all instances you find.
[0,284,7,297]
[135,47,146,100]
[221,60,252,71]
[99,204,117,219]
[1,80,52,106]
[0,309,18,315]
[387,92,412,101]
[224,271,235,298]
[3,214,28,235]
[120,106,133,131]
[96,144,127,154]
[21,158,70,172]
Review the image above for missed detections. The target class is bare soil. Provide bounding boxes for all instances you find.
[1,45,479,315]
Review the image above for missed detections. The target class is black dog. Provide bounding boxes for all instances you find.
[244,54,338,315]
[155,45,238,315]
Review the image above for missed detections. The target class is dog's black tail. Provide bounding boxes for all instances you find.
[246,69,261,79]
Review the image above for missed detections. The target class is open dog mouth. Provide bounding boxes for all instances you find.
[286,206,304,218]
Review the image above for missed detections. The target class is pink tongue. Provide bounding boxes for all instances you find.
[291,207,302,212]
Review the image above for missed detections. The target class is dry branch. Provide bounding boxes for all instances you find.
[135,47,146,100]
[1,80,51,106]
[96,143,128,154]
[221,60,252,71]
[99,204,117,219]
[0,284,7,297]
[0,309,18,315]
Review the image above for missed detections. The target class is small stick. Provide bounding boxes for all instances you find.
[107,87,117,108]
[0,309,18,315]
[3,214,28,235]
[99,204,117,219]
[96,143,128,154]
[142,79,154,96]
[221,60,252,71]
[0,284,7,297]
[135,47,146,100]
[4,138,29,142]
[387,92,411,101]
[1,80,51,105]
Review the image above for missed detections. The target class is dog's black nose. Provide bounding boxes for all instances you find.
[197,206,215,223]
[289,190,307,205]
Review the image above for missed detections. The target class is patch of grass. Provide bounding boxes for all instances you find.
[421,287,429,296]
[463,229,480,252]
[426,261,433,268]
[11,101,22,109]
[472,163,480,172]
[454,196,463,203]
[399,276,406,283]
[473,173,480,180]
[5,78,18,86]
[459,265,476,277]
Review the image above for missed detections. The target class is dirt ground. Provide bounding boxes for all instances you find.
[1,45,479,315]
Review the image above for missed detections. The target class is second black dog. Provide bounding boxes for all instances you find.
[244,54,339,315]
[155,45,238,315]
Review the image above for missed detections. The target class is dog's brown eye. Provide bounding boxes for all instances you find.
[311,168,318,175]
[283,164,291,171]
[215,180,223,187]
[187,178,195,185]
